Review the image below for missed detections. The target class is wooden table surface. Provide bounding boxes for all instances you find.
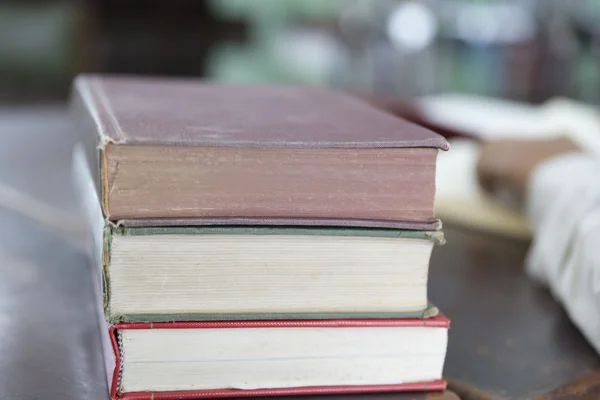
[0,108,599,399]
[430,227,600,399]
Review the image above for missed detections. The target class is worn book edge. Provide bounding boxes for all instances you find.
[113,225,445,243]
[74,74,450,150]
[109,304,440,325]
[116,217,444,231]
[74,75,126,146]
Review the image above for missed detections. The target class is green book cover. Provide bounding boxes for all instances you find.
[102,225,444,324]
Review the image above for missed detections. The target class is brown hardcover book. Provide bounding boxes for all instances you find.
[72,75,448,227]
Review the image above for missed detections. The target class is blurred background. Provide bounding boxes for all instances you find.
[3,3,600,399]
[2,0,600,105]
[4,0,600,239]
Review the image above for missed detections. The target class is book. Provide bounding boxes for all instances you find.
[71,75,449,228]
[106,316,450,399]
[102,225,444,323]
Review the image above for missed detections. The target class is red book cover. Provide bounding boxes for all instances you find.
[107,316,450,399]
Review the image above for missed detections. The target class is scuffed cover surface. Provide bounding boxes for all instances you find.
[75,74,449,150]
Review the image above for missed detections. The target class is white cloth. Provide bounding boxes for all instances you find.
[526,153,600,353]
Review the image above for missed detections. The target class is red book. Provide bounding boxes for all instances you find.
[105,316,450,399]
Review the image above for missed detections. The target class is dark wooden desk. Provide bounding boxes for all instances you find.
[430,227,600,399]
[0,108,599,399]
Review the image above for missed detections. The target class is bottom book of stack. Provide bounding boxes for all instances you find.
[103,315,450,399]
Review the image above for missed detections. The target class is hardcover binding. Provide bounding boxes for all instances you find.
[109,316,450,399]
[117,217,443,231]
[114,382,447,400]
[110,303,439,324]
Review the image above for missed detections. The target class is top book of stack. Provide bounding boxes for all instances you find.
[72,75,449,229]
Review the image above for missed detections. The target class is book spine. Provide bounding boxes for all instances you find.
[109,325,123,399]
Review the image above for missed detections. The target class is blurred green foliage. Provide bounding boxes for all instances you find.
[0,3,76,84]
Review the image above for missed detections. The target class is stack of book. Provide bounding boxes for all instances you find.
[72,75,451,400]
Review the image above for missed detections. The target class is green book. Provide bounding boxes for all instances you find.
[102,225,443,324]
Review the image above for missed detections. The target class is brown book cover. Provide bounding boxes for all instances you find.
[71,75,448,227]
